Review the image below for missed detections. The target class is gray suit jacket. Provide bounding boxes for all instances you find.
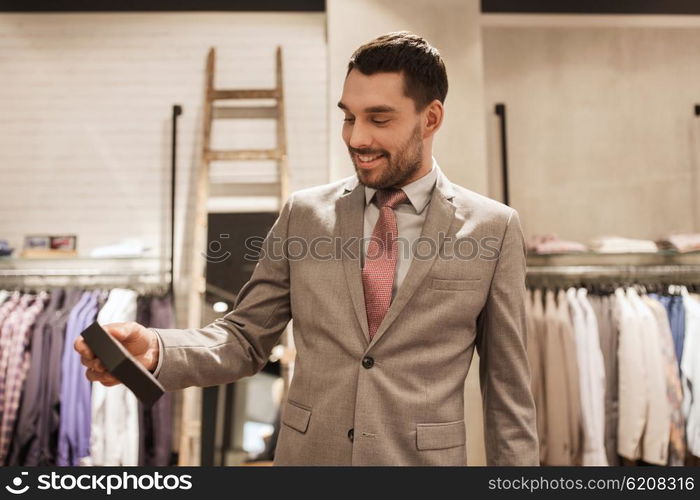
[153,166,539,465]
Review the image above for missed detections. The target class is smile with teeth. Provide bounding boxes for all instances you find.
[355,153,385,165]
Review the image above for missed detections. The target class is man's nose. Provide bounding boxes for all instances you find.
[348,122,372,150]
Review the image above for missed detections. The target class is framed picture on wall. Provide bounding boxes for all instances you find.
[50,235,77,251]
[22,234,78,258]
[23,235,51,250]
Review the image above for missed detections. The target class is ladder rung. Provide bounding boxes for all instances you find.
[207,196,281,214]
[211,89,278,100]
[209,182,280,198]
[206,149,281,161]
[213,106,278,120]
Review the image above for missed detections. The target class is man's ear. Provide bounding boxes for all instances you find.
[422,99,444,138]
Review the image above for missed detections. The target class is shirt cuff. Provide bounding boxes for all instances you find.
[149,328,164,378]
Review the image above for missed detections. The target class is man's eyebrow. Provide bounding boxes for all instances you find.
[365,105,396,113]
[336,102,397,113]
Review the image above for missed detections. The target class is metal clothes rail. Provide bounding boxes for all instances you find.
[527,264,700,278]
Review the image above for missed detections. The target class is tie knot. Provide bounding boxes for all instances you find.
[375,188,408,209]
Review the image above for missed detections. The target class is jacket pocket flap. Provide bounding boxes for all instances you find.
[282,400,311,434]
[430,278,480,291]
[416,420,466,450]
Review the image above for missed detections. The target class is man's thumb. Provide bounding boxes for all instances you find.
[102,322,136,342]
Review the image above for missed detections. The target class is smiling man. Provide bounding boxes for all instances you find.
[339,36,444,192]
[75,32,538,466]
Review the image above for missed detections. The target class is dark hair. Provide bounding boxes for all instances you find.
[347,31,448,111]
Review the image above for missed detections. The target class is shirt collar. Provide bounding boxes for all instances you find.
[364,157,438,215]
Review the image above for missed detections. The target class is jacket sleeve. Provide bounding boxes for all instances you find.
[475,208,540,465]
[152,194,294,391]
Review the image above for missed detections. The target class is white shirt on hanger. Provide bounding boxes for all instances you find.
[681,291,700,457]
[90,288,140,466]
[615,288,647,461]
[566,287,605,465]
[576,288,608,466]
[626,288,670,465]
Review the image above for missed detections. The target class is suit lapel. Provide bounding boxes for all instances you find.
[337,178,371,344]
[368,168,456,349]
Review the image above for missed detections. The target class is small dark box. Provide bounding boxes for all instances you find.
[81,321,165,407]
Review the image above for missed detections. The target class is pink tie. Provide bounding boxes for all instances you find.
[362,188,409,340]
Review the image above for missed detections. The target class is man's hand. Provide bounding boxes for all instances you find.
[74,321,159,386]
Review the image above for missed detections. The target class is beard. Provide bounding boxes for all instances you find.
[350,124,423,189]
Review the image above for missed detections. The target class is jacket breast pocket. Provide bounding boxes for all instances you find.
[429,278,481,291]
[282,400,311,434]
[416,420,466,450]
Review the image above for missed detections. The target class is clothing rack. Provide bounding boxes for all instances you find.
[0,267,170,295]
[526,264,700,292]
[0,280,176,466]
[0,269,165,277]
[528,264,700,278]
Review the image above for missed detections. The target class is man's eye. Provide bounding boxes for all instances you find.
[372,119,389,125]
[343,117,355,123]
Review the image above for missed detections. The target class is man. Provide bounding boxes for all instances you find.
[76,32,538,466]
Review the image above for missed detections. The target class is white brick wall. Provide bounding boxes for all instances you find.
[0,12,328,325]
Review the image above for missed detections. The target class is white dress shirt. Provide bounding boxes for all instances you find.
[576,288,608,466]
[627,288,670,465]
[681,291,700,457]
[566,288,594,464]
[615,288,647,461]
[567,288,607,466]
[91,288,140,466]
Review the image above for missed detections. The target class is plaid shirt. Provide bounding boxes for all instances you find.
[0,293,29,418]
[0,292,20,323]
[0,292,21,364]
[0,291,48,464]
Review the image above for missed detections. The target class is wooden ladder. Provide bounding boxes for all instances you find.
[179,46,290,466]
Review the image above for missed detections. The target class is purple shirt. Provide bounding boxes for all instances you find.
[57,291,99,466]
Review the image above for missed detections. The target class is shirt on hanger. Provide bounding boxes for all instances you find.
[90,288,140,466]
[681,292,700,457]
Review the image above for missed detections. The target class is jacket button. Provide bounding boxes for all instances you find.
[348,428,354,442]
[362,356,374,369]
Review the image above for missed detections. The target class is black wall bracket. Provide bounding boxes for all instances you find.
[494,103,510,207]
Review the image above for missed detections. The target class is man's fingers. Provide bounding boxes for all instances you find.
[74,336,95,360]
[80,356,106,373]
[85,369,119,386]
[77,321,146,387]
[85,368,119,386]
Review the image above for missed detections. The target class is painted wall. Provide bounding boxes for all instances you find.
[483,18,700,243]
